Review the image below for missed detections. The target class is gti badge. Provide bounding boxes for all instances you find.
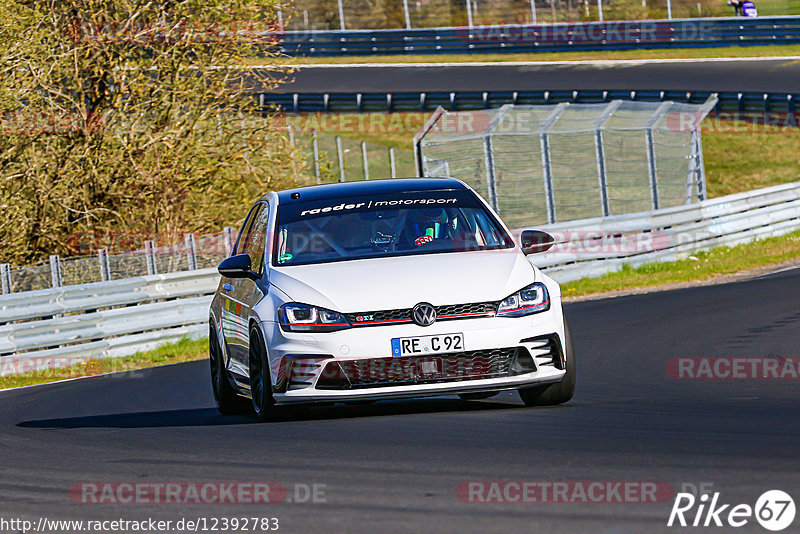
[411,302,437,327]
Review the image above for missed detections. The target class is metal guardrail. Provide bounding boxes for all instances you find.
[261,89,799,115]
[278,16,800,56]
[532,181,800,282]
[0,269,219,375]
[2,180,800,374]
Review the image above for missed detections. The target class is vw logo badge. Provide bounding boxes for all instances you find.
[411,302,437,327]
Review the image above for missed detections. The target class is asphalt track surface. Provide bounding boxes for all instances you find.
[2,268,799,533]
[270,57,800,94]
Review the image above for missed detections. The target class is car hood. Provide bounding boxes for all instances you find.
[269,250,537,312]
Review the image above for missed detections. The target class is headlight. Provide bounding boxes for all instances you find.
[278,303,351,332]
[497,283,550,317]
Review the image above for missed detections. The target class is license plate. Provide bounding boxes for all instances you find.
[391,333,464,357]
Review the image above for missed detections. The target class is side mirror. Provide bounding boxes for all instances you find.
[520,230,555,255]
[218,254,259,280]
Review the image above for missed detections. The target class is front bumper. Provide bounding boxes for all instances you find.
[262,306,566,405]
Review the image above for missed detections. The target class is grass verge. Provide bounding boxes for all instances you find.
[268,44,800,65]
[0,336,208,390]
[561,230,800,297]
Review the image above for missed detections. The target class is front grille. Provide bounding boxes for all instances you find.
[346,301,499,327]
[316,347,522,389]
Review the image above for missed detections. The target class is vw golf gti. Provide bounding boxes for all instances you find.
[209,178,575,419]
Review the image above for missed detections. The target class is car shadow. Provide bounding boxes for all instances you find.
[16,397,541,429]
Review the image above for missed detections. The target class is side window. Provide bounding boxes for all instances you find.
[233,204,263,256]
[241,204,270,274]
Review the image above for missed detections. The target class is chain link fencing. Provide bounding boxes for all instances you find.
[0,128,417,294]
[415,98,716,229]
[280,0,796,31]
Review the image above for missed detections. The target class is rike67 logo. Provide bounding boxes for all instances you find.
[668,490,795,531]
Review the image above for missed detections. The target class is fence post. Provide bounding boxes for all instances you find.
[49,254,62,288]
[223,227,235,257]
[686,131,703,203]
[0,263,11,294]
[645,128,660,210]
[389,147,397,178]
[593,101,622,217]
[98,248,110,282]
[185,233,198,271]
[337,0,346,30]
[336,135,346,182]
[695,130,707,201]
[594,129,610,217]
[403,0,411,29]
[145,240,158,275]
[483,135,498,213]
[539,103,568,224]
[361,141,370,180]
[644,101,672,211]
[312,130,321,184]
[287,124,298,178]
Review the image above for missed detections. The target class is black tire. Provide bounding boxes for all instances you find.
[458,392,499,400]
[249,325,277,421]
[210,323,250,415]
[518,312,576,407]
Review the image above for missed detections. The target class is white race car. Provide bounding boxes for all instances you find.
[209,178,575,419]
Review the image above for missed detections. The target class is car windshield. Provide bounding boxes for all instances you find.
[273,189,515,266]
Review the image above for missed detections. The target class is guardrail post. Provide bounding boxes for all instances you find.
[223,227,235,257]
[98,248,111,282]
[0,263,11,294]
[49,255,62,288]
[185,233,198,271]
[483,135,498,213]
[312,130,321,184]
[336,136,345,182]
[361,141,370,180]
[145,240,158,275]
[389,147,397,179]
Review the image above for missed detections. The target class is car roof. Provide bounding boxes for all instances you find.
[267,177,468,205]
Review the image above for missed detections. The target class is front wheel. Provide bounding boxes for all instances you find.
[249,325,277,421]
[518,312,576,407]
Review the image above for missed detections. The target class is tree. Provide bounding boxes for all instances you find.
[0,0,298,263]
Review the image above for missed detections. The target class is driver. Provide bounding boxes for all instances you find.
[406,208,450,247]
